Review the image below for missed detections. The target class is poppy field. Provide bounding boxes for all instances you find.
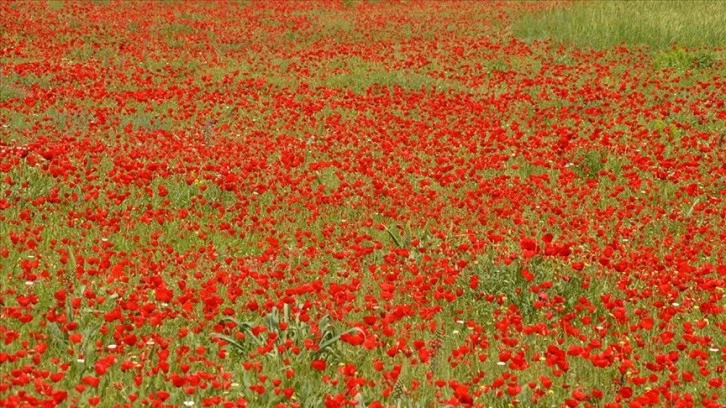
[1,1,725,407]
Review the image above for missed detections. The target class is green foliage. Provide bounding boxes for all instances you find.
[213,307,362,361]
[513,1,726,51]
[654,48,716,70]
[0,83,25,101]
[46,0,64,11]
[341,0,356,8]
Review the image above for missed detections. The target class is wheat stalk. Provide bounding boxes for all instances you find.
[390,375,406,402]
[428,326,446,360]
[202,119,217,145]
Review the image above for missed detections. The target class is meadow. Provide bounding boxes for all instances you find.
[0,1,725,407]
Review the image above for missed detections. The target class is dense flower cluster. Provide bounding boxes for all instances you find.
[0,1,724,407]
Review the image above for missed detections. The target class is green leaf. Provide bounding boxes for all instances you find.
[315,328,364,356]
[47,322,67,345]
[211,333,247,354]
[384,226,403,248]
[218,317,264,345]
[265,308,279,332]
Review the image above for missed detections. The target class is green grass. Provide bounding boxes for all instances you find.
[513,0,726,51]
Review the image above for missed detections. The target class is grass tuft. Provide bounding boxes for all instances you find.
[653,48,716,70]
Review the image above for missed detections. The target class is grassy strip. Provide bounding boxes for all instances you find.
[513,0,726,51]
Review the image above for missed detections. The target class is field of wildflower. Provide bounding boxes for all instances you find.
[1,1,724,407]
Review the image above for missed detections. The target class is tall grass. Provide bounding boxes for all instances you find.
[513,1,726,51]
